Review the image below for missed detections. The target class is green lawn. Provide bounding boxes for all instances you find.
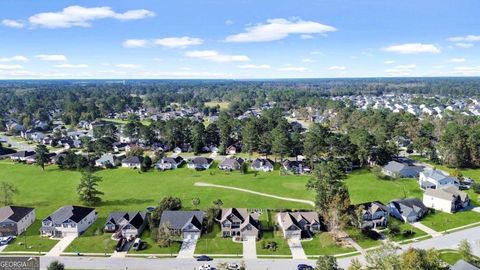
[387,218,427,242]
[302,232,355,256]
[345,227,381,249]
[132,229,181,255]
[3,220,59,253]
[204,101,230,110]
[345,169,423,205]
[256,230,291,256]
[439,250,463,265]
[195,224,242,255]
[420,210,480,232]
[64,218,117,254]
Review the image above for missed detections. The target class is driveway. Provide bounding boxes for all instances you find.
[243,236,257,259]
[287,238,306,260]
[45,235,77,257]
[177,233,199,259]
[412,222,441,237]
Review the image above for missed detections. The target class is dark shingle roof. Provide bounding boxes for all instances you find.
[160,211,204,230]
[106,211,147,229]
[44,205,95,223]
[122,156,144,164]
[0,206,34,222]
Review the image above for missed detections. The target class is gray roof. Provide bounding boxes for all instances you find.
[425,186,469,202]
[383,161,423,177]
[219,157,244,168]
[421,169,452,181]
[106,211,146,229]
[390,198,427,219]
[451,260,480,270]
[43,205,95,224]
[160,156,184,165]
[159,211,204,231]
[189,157,213,165]
[122,156,144,164]
[0,206,34,223]
[220,208,259,230]
[251,158,274,168]
[278,212,320,231]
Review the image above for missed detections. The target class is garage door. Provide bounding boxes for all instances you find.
[183,232,200,240]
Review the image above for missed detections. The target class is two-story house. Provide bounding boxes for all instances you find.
[40,205,97,238]
[360,201,389,228]
[423,186,470,213]
[0,206,36,236]
[218,208,260,240]
[277,212,321,239]
[419,169,459,190]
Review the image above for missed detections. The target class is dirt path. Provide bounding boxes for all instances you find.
[194,182,315,207]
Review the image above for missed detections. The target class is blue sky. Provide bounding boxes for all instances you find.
[0,0,479,79]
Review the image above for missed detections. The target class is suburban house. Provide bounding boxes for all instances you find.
[187,157,213,170]
[282,160,311,174]
[382,161,423,178]
[0,206,36,236]
[451,260,480,270]
[219,157,245,171]
[112,142,128,153]
[159,211,204,239]
[121,156,144,169]
[277,212,322,239]
[40,205,97,237]
[423,186,470,213]
[218,208,260,240]
[388,198,428,223]
[418,169,459,190]
[226,145,238,155]
[360,201,389,228]
[155,156,184,170]
[95,154,123,168]
[10,151,35,162]
[251,158,275,172]
[104,211,147,239]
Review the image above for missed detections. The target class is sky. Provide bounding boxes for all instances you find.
[0,0,479,79]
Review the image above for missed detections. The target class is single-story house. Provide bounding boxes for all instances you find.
[40,205,97,237]
[219,157,244,171]
[95,154,123,168]
[0,206,36,236]
[282,160,311,174]
[218,208,260,240]
[155,156,184,170]
[104,211,147,239]
[187,157,213,170]
[418,169,459,190]
[121,156,144,169]
[388,198,428,223]
[159,211,204,239]
[382,161,423,178]
[10,151,35,162]
[423,186,470,213]
[226,145,238,155]
[277,212,321,239]
[360,201,389,228]
[251,158,275,172]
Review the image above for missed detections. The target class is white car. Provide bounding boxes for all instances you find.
[228,263,240,270]
[199,264,212,270]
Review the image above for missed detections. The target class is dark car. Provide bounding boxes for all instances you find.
[196,255,213,261]
[297,264,314,270]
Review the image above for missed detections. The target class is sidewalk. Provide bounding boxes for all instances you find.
[412,222,441,237]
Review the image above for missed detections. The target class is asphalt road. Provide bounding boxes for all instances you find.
[37,225,480,270]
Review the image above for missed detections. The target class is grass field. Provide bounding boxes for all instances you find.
[195,224,243,255]
[132,229,181,255]
[345,169,423,205]
[439,250,463,265]
[204,101,230,110]
[420,210,480,232]
[302,233,355,255]
[64,218,117,254]
[3,220,59,253]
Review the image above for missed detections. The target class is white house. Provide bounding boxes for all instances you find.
[418,169,459,190]
[0,206,36,236]
[423,186,470,213]
[40,205,97,238]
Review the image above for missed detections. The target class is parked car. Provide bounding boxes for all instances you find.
[0,236,14,246]
[196,255,213,261]
[227,263,240,270]
[199,264,212,270]
[132,238,141,251]
[297,264,314,270]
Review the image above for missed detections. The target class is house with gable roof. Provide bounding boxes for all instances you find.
[277,212,321,239]
[218,208,260,240]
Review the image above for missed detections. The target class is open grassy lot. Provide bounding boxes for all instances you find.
[64,218,117,254]
[204,101,230,110]
[3,220,59,253]
[195,224,242,255]
[256,230,291,256]
[132,229,181,255]
[345,169,423,205]
[302,233,355,256]
[420,210,480,232]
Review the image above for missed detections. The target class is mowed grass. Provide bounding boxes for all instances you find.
[3,220,59,253]
[0,160,311,252]
[420,210,480,232]
[64,218,117,254]
[439,250,463,265]
[195,224,242,255]
[302,233,355,256]
[204,101,230,110]
[132,229,181,255]
[256,230,291,256]
[345,169,423,205]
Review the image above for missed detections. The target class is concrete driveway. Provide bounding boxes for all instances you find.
[287,238,307,259]
[177,234,199,259]
[243,236,257,259]
[412,222,441,237]
[45,235,77,257]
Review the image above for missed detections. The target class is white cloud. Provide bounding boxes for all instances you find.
[453,66,480,75]
[447,58,466,63]
[53,64,88,68]
[184,50,249,63]
[225,19,234,25]
[35,54,67,61]
[115,64,142,68]
[237,64,271,69]
[300,34,314,39]
[327,66,347,70]
[0,64,23,70]
[432,65,445,69]
[123,39,148,48]
[28,6,154,28]
[395,64,416,69]
[384,60,395,64]
[447,35,480,42]
[0,55,29,62]
[278,66,309,71]
[153,36,203,48]
[382,43,441,54]
[224,18,337,43]
[1,19,24,28]
[455,42,474,48]
[302,58,315,63]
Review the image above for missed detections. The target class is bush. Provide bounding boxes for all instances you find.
[47,261,65,270]
[388,223,401,236]
[362,228,382,240]
[472,183,480,194]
